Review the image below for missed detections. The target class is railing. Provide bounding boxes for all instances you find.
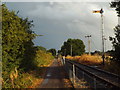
[60,58,120,89]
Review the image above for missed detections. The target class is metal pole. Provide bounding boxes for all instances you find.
[100,9,105,65]
[88,37,91,55]
[104,38,107,53]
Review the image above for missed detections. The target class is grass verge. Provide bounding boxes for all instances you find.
[2,50,54,88]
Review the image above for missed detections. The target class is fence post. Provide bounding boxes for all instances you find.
[69,69,72,82]
[73,64,75,84]
[64,59,65,64]
[94,77,96,90]
[61,58,63,65]
[83,71,84,79]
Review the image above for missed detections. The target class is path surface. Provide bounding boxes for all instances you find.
[39,59,73,88]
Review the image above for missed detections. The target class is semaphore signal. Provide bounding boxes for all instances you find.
[93,8,105,65]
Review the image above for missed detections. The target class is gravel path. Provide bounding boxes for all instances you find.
[39,59,73,88]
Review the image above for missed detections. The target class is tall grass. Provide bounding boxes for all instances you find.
[103,60,120,75]
[66,54,103,65]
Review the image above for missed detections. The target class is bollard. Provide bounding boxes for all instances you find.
[69,69,72,82]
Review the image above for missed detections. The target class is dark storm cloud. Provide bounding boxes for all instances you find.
[5,2,118,51]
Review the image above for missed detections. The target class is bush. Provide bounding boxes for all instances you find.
[35,50,54,67]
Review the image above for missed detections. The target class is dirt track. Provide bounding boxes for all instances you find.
[38,59,73,88]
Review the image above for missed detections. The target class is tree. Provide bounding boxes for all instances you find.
[109,25,120,61]
[60,38,85,56]
[109,1,120,62]
[35,46,46,51]
[47,48,56,56]
[110,1,120,17]
[2,4,37,87]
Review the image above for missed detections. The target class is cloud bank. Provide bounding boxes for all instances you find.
[5,2,118,52]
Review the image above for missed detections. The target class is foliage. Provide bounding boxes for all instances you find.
[1,4,53,88]
[47,48,56,57]
[109,1,120,63]
[109,25,120,61]
[35,50,53,67]
[2,3,36,73]
[2,47,53,88]
[103,60,120,75]
[91,50,102,55]
[60,38,85,56]
[110,1,120,17]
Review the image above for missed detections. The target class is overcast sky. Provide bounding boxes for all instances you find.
[5,2,118,52]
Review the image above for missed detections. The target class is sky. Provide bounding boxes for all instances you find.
[4,2,118,52]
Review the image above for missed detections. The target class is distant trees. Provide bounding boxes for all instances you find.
[91,50,102,55]
[47,48,56,57]
[60,38,85,56]
[35,46,47,51]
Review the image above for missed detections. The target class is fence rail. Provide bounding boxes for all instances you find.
[61,58,120,89]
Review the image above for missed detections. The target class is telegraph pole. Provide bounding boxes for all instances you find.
[85,35,91,55]
[71,44,72,56]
